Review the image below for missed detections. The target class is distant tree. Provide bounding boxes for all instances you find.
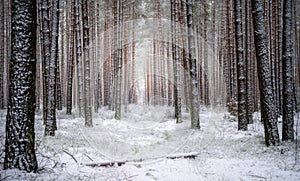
[115,0,123,120]
[75,0,84,117]
[171,0,182,123]
[251,0,280,146]
[4,0,38,172]
[245,0,254,124]
[66,0,75,115]
[282,0,294,141]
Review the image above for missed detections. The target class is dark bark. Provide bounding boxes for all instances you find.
[66,0,75,115]
[44,0,59,136]
[4,0,38,172]
[0,0,4,109]
[234,0,247,130]
[82,0,93,126]
[251,0,280,146]
[245,0,254,124]
[41,0,51,124]
[282,0,294,141]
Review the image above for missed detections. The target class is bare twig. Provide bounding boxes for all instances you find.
[63,150,77,163]
[248,174,267,180]
[83,153,93,162]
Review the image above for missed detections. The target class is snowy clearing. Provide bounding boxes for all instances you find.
[1,106,300,181]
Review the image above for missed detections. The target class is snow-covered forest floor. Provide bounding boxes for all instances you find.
[1,105,300,180]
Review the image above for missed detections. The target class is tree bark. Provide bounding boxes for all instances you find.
[186,0,200,129]
[82,0,93,126]
[282,0,294,141]
[4,0,38,172]
[251,0,280,146]
[234,0,247,130]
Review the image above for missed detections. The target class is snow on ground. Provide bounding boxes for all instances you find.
[0,105,300,181]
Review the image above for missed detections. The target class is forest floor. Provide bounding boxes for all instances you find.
[1,105,300,180]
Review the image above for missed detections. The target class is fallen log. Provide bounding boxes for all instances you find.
[84,152,199,168]
[86,161,126,167]
[166,152,199,159]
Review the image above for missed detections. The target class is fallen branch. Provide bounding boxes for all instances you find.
[86,161,126,167]
[63,150,77,163]
[248,174,267,180]
[166,152,199,159]
[85,152,199,168]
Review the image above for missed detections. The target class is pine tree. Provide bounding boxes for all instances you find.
[282,0,294,141]
[186,0,200,128]
[82,0,93,126]
[251,0,280,146]
[0,0,4,109]
[234,0,247,130]
[115,0,123,120]
[4,0,38,172]
[75,0,84,117]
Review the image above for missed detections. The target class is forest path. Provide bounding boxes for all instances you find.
[80,105,226,162]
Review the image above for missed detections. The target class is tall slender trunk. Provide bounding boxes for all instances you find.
[186,0,200,129]
[82,0,93,127]
[44,0,59,136]
[66,0,75,115]
[234,0,247,130]
[251,0,280,146]
[75,0,84,117]
[115,0,123,120]
[282,0,294,141]
[245,0,254,124]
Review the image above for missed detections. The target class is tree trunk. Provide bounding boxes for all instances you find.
[66,0,75,115]
[281,0,294,141]
[82,0,93,127]
[75,0,84,117]
[115,0,123,120]
[245,0,254,124]
[172,0,182,123]
[0,0,4,109]
[234,0,247,130]
[186,0,200,129]
[251,0,280,146]
[4,0,38,172]
[44,0,59,136]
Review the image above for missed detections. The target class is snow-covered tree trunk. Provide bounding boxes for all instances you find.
[41,0,58,136]
[251,0,280,146]
[44,0,59,136]
[66,0,75,115]
[186,0,199,129]
[4,0,38,172]
[282,0,294,141]
[245,0,254,124]
[115,0,123,120]
[41,0,51,123]
[75,0,84,117]
[82,0,93,127]
[0,0,4,109]
[234,0,247,131]
[171,0,182,123]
